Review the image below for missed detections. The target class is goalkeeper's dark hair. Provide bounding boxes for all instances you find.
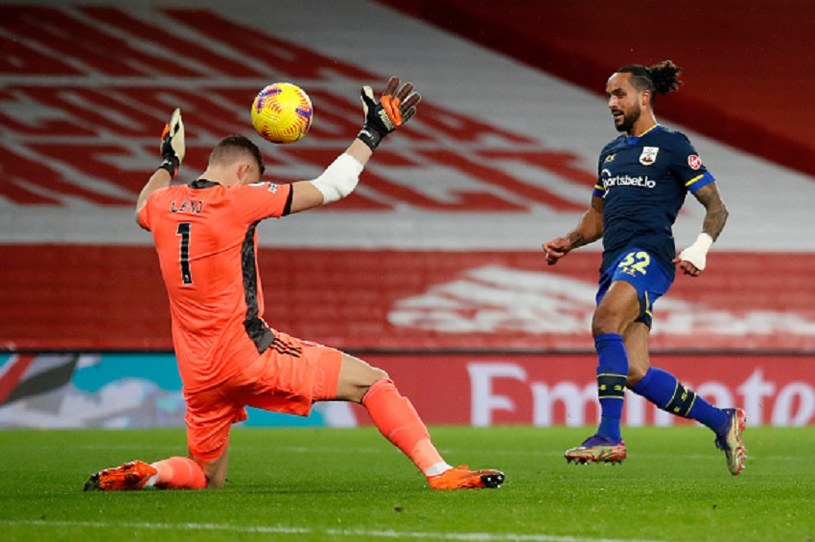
[210,135,266,175]
[616,60,682,105]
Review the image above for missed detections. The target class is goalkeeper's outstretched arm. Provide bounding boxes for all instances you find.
[287,76,421,215]
[136,108,185,219]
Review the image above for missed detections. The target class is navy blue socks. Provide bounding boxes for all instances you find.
[594,333,628,442]
[631,367,729,431]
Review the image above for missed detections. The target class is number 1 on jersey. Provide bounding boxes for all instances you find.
[176,222,193,285]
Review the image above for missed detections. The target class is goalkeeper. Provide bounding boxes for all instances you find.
[84,77,504,492]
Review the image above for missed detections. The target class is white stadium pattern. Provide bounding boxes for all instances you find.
[1,1,813,354]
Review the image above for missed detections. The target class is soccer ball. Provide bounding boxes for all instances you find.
[250,82,313,144]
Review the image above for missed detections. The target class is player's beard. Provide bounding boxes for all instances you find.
[614,104,640,133]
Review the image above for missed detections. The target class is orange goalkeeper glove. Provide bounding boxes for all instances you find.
[158,108,185,178]
[357,76,421,150]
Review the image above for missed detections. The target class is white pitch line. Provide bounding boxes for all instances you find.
[1,519,661,542]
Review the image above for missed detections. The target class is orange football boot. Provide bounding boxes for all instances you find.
[427,465,504,490]
[84,460,157,491]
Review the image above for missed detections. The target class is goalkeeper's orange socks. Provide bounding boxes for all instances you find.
[362,378,452,476]
[148,456,207,489]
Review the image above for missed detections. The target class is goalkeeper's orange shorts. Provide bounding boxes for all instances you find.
[183,330,343,462]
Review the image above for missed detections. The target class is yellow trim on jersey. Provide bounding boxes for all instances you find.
[685,174,705,187]
[594,183,604,191]
[634,123,660,138]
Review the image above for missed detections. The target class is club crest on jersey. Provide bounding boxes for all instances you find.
[639,146,659,165]
[249,181,279,192]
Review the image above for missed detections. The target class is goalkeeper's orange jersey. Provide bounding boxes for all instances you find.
[137,179,293,393]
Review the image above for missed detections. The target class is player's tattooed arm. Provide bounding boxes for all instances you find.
[693,182,729,240]
[569,196,605,249]
[543,196,603,265]
[675,182,728,276]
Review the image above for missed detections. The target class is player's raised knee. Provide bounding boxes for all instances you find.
[369,366,388,383]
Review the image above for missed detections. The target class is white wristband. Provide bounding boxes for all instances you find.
[678,232,714,270]
[310,153,364,204]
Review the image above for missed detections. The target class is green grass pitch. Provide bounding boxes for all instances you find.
[0,426,813,541]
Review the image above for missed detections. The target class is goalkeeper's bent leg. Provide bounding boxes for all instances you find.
[362,378,450,476]
[150,456,207,489]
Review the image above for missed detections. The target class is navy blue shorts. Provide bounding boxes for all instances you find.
[596,248,673,327]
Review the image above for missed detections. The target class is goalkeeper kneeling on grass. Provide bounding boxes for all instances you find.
[84,77,504,492]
